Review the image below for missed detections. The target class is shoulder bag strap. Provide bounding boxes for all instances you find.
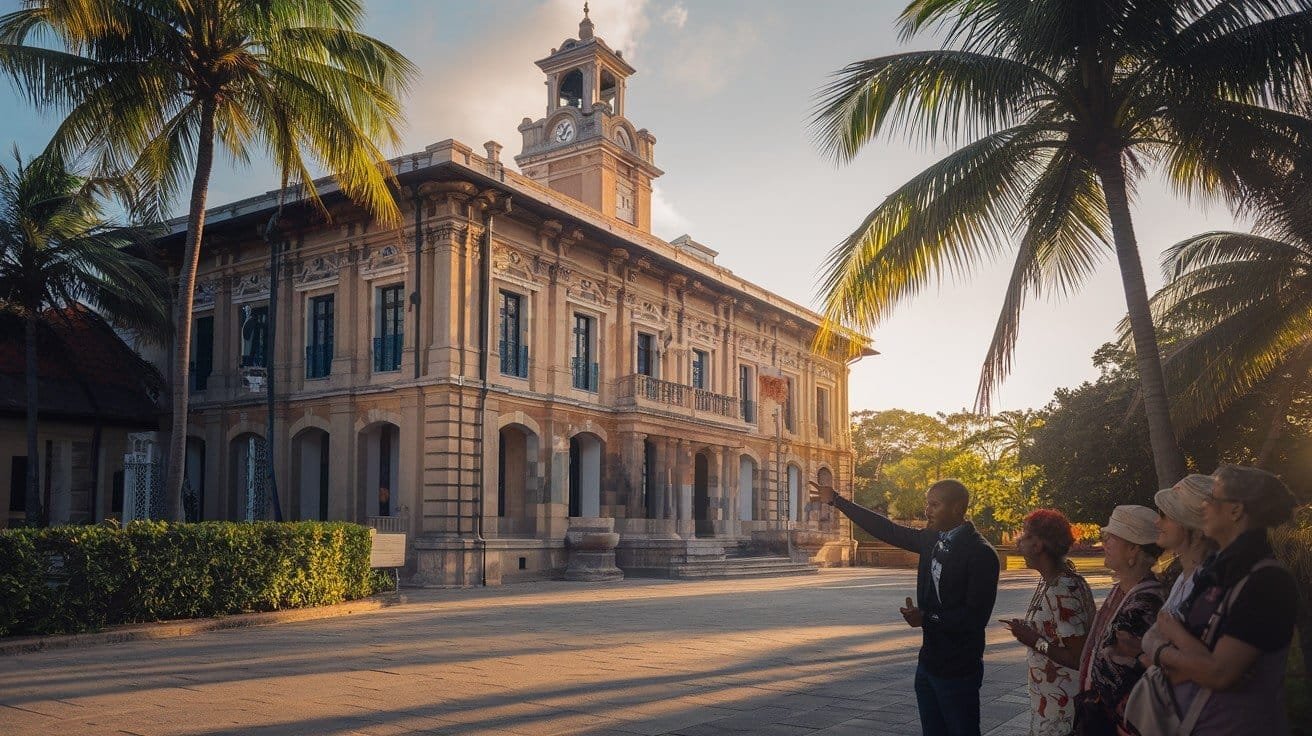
[1179,558,1282,734]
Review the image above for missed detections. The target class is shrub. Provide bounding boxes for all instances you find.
[1272,525,1312,681]
[0,521,382,637]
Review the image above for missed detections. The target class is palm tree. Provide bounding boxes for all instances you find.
[0,148,170,526]
[980,409,1044,498]
[1136,132,1312,466]
[811,0,1312,488]
[0,0,418,519]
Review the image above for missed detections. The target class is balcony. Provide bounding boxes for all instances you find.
[571,357,598,392]
[741,398,756,423]
[305,343,333,379]
[499,341,529,378]
[617,374,742,423]
[188,361,210,392]
[373,334,402,372]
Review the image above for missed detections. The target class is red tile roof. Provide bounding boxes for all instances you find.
[0,306,162,425]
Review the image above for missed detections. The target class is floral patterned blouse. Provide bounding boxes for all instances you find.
[1025,568,1096,736]
[1079,575,1166,730]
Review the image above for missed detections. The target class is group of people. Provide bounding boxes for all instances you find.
[809,464,1300,736]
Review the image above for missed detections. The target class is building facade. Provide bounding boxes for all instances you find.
[166,12,872,585]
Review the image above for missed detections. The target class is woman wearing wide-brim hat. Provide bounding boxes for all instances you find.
[1148,465,1300,735]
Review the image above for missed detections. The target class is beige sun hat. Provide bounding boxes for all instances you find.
[1102,504,1160,546]
[1154,474,1213,531]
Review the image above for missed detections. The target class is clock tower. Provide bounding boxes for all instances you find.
[516,5,662,232]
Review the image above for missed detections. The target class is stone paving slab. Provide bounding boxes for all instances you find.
[0,568,1112,735]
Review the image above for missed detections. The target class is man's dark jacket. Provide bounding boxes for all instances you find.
[834,496,1000,678]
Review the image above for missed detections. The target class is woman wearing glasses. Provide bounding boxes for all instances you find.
[1147,465,1299,734]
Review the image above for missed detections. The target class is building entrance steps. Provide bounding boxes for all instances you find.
[667,555,819,579]
[615,537,819,579]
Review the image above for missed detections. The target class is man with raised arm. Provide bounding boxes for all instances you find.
[809,478,1000,736]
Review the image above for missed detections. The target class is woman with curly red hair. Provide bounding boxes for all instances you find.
[1002,509,1097,736]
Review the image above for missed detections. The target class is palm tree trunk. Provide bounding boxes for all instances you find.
[24,311,42,526]
[164,97,217,522]
[1095,153,1187,487]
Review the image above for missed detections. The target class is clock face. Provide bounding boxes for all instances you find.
[553,119,575,143]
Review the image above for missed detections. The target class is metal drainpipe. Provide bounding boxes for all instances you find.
[475,193,510,585]
[411,179,422,381]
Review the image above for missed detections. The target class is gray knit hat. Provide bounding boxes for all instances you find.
[1154,474,1213,532]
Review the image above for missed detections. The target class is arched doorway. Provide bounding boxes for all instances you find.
[184,437,205,522]
[694,451,711,537]
[738,455,756,522]
[292,428,330,520]
[787,464,802,523]
[816,467,836,531]
[568,433,602,518]
[229,433,269,521]
[358,422,400,519]
[498,424,539,535]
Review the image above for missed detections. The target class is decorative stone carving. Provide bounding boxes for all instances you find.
[570,277,606,306]
[231,272,270,302]
[361,243,406,277]
[690,319,714,344]
[296,254,341,287]
[193,278,218,309]
[635,299,664,326]
[493,245,538,284]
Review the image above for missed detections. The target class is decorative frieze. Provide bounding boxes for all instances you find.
[361,243,407,280]
[231,272,270,303]
[193,278,218,309]
[295,254,341,290]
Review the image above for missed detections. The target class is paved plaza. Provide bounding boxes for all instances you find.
[1,568,1111,736]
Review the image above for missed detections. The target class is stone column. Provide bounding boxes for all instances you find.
[708,447,725,535]
[621,431,646,522]
[545,430,570,539]
[676,439,693,538]
[722,448,739,538]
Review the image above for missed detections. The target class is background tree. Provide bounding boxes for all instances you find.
[849,408,1040,540]
[1028,342,1312,522]
[812,0,1312,488]
[0,0,418,520]
[0,148,169,525]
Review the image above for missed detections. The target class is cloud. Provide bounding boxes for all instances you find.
[661,3,688,29]
[661,19,763,99]
[401,0,651,161]
[650,184,692,238]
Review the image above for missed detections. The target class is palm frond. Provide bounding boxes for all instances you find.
[816,123,1057,347]
[976,150,1108,410]
[811,50,1064,161]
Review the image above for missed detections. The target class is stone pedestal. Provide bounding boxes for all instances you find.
[564,518,623,582]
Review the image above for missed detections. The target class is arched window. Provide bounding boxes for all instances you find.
[558,69,584,109]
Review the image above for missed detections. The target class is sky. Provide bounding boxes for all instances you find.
[0,0,1250,416]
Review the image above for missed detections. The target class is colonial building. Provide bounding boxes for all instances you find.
[161,11,872,585]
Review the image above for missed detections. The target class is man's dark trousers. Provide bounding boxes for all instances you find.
[914,662,983,736]
[831,495,999,736]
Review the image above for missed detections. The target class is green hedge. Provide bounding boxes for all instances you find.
[0,521,390,637]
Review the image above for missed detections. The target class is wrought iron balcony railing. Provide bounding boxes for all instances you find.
[373,334,402,372]
[741,398,756,423]
[571,357,598,392]
[499,341,529,378]
[305,343,333,379]
[618,374,741,421]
